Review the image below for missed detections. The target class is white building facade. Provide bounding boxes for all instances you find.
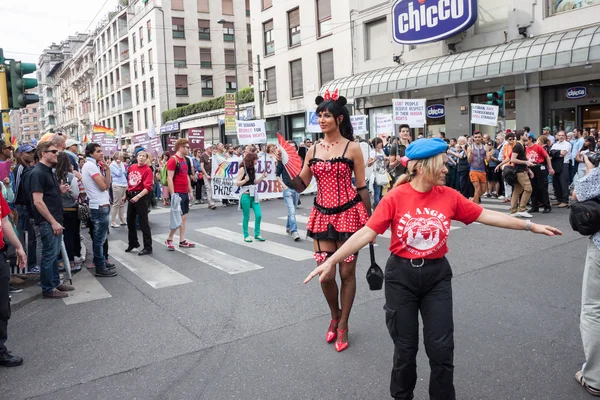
[253,0,600,140]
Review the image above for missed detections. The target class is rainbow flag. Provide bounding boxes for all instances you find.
[83,134,89,145]
[93,124,115,138]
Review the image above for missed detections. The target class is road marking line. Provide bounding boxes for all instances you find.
[153,234,263,274]
[63,268,112,305]
[480,203,511,210]
[242,222,309,240]
[196,227,314,261]
[109,240,193,289]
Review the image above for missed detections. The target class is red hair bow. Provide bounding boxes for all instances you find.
[323,89,339,101]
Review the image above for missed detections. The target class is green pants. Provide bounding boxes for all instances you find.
[240,193,262,238]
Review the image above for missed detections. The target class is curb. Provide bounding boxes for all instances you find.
[11,284,42,312]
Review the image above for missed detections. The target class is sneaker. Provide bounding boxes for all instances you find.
[195,200,201,205]
[27,266,40,274]
[111,223,120,228]
[286,228,291,235]
[179,240,196,248]
[483,192,491,198]
[517,211,533,218]
[498,195,505,200]
[557,202,569,208]
[43,289,68,299]
[292,232,300,241]
[8,286,22,294]
[575,371,600,397]
[95,269,117,278]
[106,261,115,269]
[56,283,75,292]
[165,240,175,251]
[509,212,519,217]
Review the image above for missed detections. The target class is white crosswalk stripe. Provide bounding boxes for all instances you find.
[109,240,193,288]
[153,234,263,274]
[196,227,314,261]
[63,268,112,305]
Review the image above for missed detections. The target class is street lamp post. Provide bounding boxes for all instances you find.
[218,18,240,121]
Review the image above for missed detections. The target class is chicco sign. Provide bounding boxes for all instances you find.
[427,104,446,118]
[566,87,587,99]
[392,0,478,44]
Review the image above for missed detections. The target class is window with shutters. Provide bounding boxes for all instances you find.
[140,54,145,75]
[172,17,185,38]
[139,26,144,48]
[147,20,152,42]
[263,20,274,56]
[200,48,212,68]
[265,67,276,102]
[247,23,252,43]
[148,49,153,71]
[222,0,233,15]
[318,49,334,86]
[316,0,333,37]
[198,19,210,40]
[201,75,213,96]
[175,75,188,96]
[172,0,184,11]
[288,8,300,47]
[248,50,253,71]
[174,46,187,68]
[197,0,209,12]
[223,22,234,42]
[290,59,303,98]
[262,0,272,10]
[226,76,237,93]
[224,49,235,69]
[150,77,155,99]
[245,0,250,16]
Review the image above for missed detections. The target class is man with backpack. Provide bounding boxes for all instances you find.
[164,139,195,251]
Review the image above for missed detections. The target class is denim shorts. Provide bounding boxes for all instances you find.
[178,193,190,215]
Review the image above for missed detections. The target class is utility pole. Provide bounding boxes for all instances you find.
[257,55,263,119]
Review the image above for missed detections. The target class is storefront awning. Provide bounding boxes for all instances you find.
[321,25,600,98]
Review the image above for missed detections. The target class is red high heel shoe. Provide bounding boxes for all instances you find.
[335,328,349,352]
[326,319,340,343]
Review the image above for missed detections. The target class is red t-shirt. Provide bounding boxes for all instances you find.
[367,184,483,259]
[127,164,154,192]
[0,197,11,248]
[167,155,190,194]
[526,144,548,165]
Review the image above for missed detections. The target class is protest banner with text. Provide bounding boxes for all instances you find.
[470,104,499,126]
[236,120,267,145]
[392,99,426,128]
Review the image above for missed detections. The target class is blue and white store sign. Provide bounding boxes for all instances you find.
[566,86,587,99]
[427,104,446,118]
[306,110,321,133]
[392,0,478,45]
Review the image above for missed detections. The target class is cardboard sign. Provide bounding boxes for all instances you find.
[392,99,426,128]
[92,133,118,156]
[236,120,267,145]
[188,128,205,150]
[351,115,368,135]
[470,104,499,127]
[375,114,394,136]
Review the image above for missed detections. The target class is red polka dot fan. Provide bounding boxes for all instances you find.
[277,133,303,178]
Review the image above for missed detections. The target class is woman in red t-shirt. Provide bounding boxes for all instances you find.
[125,150,154,256]
[305,138,562,399]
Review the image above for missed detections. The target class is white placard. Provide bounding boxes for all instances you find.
[236,120,266,145]
[375,114,394,135]
[306,110,321,133]
[470,104,499,127]
[351,115,368,135]
[392,99,426,128]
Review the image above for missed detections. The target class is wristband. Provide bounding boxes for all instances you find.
[524,220,531,232]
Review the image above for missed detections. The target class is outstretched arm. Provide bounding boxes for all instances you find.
[476,209,562,236]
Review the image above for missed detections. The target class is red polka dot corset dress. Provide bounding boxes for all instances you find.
[306,141,369,241]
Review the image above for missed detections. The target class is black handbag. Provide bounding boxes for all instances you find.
[569,196,600,236]
[366,243,384,291]
[502,165,517,186]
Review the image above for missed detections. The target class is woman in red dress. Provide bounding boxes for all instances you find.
[290,94,371,352]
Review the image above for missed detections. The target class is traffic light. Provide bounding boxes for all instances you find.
[487,85,505,117]
[6,60,39,109]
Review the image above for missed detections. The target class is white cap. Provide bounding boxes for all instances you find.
[65,139,81,148]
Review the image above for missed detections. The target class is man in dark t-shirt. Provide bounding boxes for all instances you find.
[509,130,535,218]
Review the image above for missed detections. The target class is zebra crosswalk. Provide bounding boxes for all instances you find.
[60,199,509,306]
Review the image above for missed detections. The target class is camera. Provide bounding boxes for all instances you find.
[587,152,600,167]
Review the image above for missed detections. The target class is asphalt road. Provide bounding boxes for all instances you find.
[0,195,592,400]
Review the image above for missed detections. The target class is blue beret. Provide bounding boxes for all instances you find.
[405,138,448,160]
[134,147,146,156]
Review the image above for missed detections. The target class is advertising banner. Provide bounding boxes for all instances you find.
[375,114,394,136]
[350,115,368,136]
[224,93,237,134]
[188,128,205,150]
[306,110,321,133]
[470,104,499,127]
[211,155,316,200]
[392,99,426,128]
[92,133,118,156]
[237,120,267,145]
[548,0,600,16]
